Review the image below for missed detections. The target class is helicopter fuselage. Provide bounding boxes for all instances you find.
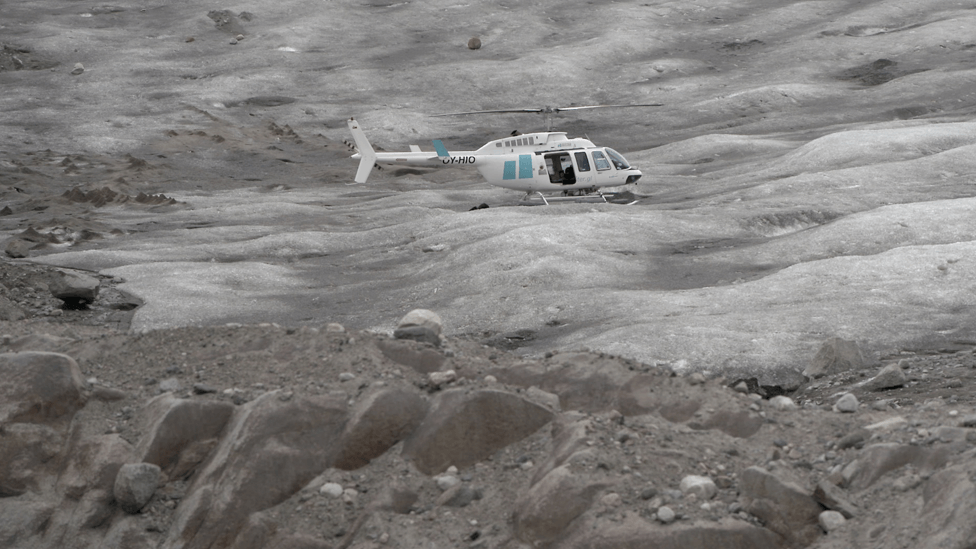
[347,119,642,194]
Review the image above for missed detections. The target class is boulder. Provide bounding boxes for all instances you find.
[58,434,136,500]
[333,387,428,470]
[114,462,161,514]
[862,363,906,391]
[812,479,857,519]
[492,352,637,413]
[4,238,31,258]
[804,337,865,378]
[843,443,950,491]
[376,338,446,373]
[558,515,781,549]
[0,494,57,547]
[0,423,63,496]
[160,392,348,549]
[513,465,611,546]
[393,309,442,346]
[739,466,824,547]
[136,394,234,478]
[48,270,100,305]
[401,388,554,474]
[0,351,86,425]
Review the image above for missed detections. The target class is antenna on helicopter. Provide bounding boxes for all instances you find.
[431,104,664,131]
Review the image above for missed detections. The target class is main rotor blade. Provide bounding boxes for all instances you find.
[432,104,663,117]
[552,103,663,112]
[431,108,544,117]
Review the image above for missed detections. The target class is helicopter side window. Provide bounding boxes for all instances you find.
[592,151,611,171]
[574,152,591,172]
[605,148,631,170]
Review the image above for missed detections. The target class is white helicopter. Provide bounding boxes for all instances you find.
[346,105,661,204]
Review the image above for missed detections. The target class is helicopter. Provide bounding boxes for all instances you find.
[346,105,661,205]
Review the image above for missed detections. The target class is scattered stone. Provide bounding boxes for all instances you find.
[338,372,356,382]
[325,323,345,333]
[688,372,705,385]
[656,505,676,524]
[836,428,869,449]
[679,475,717,500]
[958,414,976,428]
[833,393,859,413]
[468,37,481,50]
[739,466,824,546]
[862,363,906,391]
[192,383,217,395]
[113,463,161,514]
[428,369,457,388]
[320,482,343,498]
[818,510,846,532]
[71,63,84,75]
[436,473,460,491]
[158,378,181,393]
[865,416,907,431]
[769,395,798,410]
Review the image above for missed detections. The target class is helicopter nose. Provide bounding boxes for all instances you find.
[626,170,642,184]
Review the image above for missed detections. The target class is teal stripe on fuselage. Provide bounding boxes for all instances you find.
[503,160,516,180]
[519,154,532,179]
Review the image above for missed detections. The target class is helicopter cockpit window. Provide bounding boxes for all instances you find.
[605,148,630,170]
[592,150,611,171]
[574,152,591,172]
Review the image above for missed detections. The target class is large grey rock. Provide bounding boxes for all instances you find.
[376,338,446,373]
[0,423,63,496]
[492,352,636,413]
[136,394,234,479]
[843,443,950,491]
[862,363,907,391]
[804,337,865,378]
[393,309,442,346]
[48,270,100,305]
[513,465,611,546]
[812,479,857,519]
[0,351,86,425]
[739,466,824,547]
[0,495,57,547]
[333,387,428,470]
[114,462,161,514]
[58,434,136,500]
[558,515,781,549]
[401,388,554,475]
[161,391,348,549]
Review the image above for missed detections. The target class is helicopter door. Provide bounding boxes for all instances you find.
[544,152,576,185]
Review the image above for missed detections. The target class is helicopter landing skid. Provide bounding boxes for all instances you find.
[519,189,637,206]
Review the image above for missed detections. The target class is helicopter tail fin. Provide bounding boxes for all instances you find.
[347,118,377,183]
[432,139,450,159]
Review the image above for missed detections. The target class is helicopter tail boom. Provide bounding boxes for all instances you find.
[347,118,377,183]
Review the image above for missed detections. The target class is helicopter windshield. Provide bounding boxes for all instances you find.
[604,148,631,170]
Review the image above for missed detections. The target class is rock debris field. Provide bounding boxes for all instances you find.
[3,0,976,548]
